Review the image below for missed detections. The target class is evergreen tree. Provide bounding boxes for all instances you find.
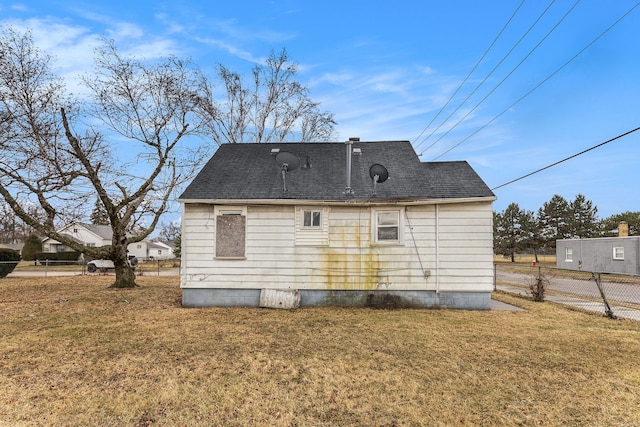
[599,211,640,236]
[494,203,527,262]
[537,194,570,249]
[569,194,599,238]
[21,233,42,261]
[89,198,110,225]
[173,235,181,259]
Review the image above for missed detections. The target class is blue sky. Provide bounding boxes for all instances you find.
[1,0,639,220]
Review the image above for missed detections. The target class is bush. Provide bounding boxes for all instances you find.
[35,251,82,264]
[21,233,42,261]
[0,248,21,278]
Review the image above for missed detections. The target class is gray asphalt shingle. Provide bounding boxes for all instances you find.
[179,141,494,201]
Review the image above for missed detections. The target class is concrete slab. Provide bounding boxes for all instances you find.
[490,298,525,311]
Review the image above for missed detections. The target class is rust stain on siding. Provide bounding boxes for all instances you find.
[319,225,382,290]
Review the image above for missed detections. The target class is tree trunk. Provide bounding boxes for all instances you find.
[109,240,138,288]
[111,263,137,288]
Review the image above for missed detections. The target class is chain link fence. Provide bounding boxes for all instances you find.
[495,263,640,321]
[3,259,180,277]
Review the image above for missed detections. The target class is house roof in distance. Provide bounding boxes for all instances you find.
[179,140,495,202]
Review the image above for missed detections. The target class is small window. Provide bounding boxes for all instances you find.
[374,210,401,244]
[565,247,573,262]
[613,247,624,260]
[303,210,321,227]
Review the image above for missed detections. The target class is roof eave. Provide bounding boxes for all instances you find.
[178,195,496,206]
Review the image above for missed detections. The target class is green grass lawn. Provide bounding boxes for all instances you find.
[1,276,639,426]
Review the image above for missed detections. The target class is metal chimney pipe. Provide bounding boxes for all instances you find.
[344,138,358,194]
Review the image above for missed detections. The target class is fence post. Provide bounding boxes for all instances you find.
[45,259,48,278]
[593,272,615,319]
[493,263,496,291]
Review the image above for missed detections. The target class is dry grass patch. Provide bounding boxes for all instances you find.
[1,276,639,426]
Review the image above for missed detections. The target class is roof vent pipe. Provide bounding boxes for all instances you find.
[344,138,358,194]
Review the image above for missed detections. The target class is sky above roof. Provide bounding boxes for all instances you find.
[1,0,639,219]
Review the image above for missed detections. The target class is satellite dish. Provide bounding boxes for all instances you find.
[275,151,300,193]
[369,164,389,183]
[369,164,389,196]
[276,151,300,172]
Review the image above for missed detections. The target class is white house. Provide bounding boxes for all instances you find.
[42,223,112,252]
[43,223,175,260]
[178,140,496,309]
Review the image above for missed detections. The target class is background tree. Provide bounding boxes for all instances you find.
[519,209,541,262]
[89,198,110,225]
[537,194,571,249]
[599,211,640,236]
[494,203,528,262]
[200,49,336,144]
[172,234,182,259]
[568,194,599,238]
[158,221,181,242]
[21,233,42,262]
[0,28,209,287]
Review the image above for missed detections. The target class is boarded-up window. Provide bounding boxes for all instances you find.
[216,214,246,258]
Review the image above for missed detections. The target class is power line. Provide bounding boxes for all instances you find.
[420,0,580,156]
[491,126,640,191]
[415,0,557,154]
[411,0,526,149]
[432,1,640,161]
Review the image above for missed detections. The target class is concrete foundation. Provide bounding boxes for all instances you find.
[182,288,492,310]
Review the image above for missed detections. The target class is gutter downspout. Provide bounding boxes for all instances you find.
[435,204,440,295]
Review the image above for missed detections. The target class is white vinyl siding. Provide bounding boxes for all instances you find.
[181,201,494,293]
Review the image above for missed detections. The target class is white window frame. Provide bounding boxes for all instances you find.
[302,209,322,228]
[295,206,329,246]
[214,206,248,259]
[613,246,624,260]
[371,208,404,245]
[565,247,573,262]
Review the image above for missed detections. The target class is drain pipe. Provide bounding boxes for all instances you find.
[435,204,440,295]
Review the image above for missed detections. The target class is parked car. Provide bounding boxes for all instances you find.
[87,255,138,273]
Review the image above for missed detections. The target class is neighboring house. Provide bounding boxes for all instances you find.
[129,239,176,260]
[557,221,639,275]
[42,223,112,252]
[0,243,24,254]
[178,139,496,309]
[42,223,175,260]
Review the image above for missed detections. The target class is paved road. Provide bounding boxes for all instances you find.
[496,268,640,322]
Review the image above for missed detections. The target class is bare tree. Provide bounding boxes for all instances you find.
[0,28,209,287]
[201,49,336,144]
[158,221,181,242]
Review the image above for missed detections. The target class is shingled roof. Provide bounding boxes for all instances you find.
[179,140,495,202]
